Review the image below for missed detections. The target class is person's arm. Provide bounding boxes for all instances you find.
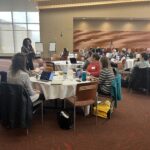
[21,46,28,54]
[23,73,36,96]
[29,46,35,58]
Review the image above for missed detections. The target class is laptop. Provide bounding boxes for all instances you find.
[40,71,54,81]
[70,58,77,64]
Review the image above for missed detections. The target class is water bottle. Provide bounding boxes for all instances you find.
[81,71,87,81]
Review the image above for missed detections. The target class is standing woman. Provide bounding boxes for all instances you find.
[61,48,69,60]
[21,38,35,70]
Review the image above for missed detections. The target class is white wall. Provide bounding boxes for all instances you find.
[0,0,37,11]
[40,2,150,55]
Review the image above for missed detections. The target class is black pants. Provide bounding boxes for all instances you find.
[26,57,34,70]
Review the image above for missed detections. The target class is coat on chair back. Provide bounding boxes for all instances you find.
[0,83,33,128]
[111,74,122,108]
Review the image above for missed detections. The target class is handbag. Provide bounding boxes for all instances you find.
[57,110,73,130]
[93,100,111,119]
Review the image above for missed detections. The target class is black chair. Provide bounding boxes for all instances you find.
[0,71,7,82]
[129,67,150,93]
[0,83,43,135]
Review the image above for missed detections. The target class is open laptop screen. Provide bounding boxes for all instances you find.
[40,71,54,81]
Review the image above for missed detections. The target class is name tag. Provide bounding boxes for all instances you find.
[92,66,95,70]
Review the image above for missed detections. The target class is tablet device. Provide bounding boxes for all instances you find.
[40,71,54,81]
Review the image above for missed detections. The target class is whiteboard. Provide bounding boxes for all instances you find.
[49,42,56,52]
[35,42,43,52]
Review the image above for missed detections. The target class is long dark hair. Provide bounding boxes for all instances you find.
[22,38,32,48]
[11,53,27,75]
[101,56,109,68]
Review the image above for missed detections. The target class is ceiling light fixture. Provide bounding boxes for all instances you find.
[33,0,150,10]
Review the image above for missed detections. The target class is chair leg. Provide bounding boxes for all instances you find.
[26,128,29,135]
[54,99,58,108]
[96,104,97,125]
[41,101,43,124]
[95,93,98,125]
[74,105,76,132]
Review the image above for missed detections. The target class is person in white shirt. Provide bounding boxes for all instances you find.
[7,53,40,102]
[133,52,150,68]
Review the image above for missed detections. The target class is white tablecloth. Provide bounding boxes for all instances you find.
[30,76,89,100]
[52,60,83,72]
[125,59,135,69]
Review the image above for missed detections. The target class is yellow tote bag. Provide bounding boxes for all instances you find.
[93,100,111,118]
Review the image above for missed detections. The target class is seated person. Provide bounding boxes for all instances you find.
[61,48,69,60]
[82,51,92,70]
[7,53,40,103]
[126,48,134,59]
[128,52,150,83]
[118,50,126,61]
[79,49,85,57]
[133,52,150,69]
[111,48,118,59]
[86,53,101,77]
[51,53,61,61]
[98,56,115,95]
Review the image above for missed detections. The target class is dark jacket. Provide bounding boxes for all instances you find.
[21,46,35,70]
[129,67,150,92]
[0,83,33,128]
[0,71,7,82]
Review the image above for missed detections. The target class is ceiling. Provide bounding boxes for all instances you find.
[33,0,150,10]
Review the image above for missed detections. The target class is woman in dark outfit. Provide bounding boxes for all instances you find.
[61,48,69,60]
[21,38,35,70]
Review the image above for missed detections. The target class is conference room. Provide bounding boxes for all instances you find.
[0,0,150,150]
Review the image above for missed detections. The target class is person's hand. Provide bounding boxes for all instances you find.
[86,72,91,76]
[86,76,92,81]
[34,89,40,94]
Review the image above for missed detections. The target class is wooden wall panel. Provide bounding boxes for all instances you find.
[73,30,150,51]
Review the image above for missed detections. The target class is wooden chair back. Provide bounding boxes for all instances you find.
[76,82,98,102]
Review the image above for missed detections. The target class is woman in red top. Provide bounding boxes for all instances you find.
[86,53,101,77]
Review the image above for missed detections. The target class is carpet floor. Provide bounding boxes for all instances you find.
[0,88,150,150]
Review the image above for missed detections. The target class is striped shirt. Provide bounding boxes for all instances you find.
[99,68,115,94]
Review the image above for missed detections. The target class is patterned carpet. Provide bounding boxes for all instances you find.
[0,88,150,150]
[0,59,150,150]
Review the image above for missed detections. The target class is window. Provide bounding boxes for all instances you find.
[27,12,39,23]
[0,11,40,54]
[0,12,12,23]
[13,12,26,23]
